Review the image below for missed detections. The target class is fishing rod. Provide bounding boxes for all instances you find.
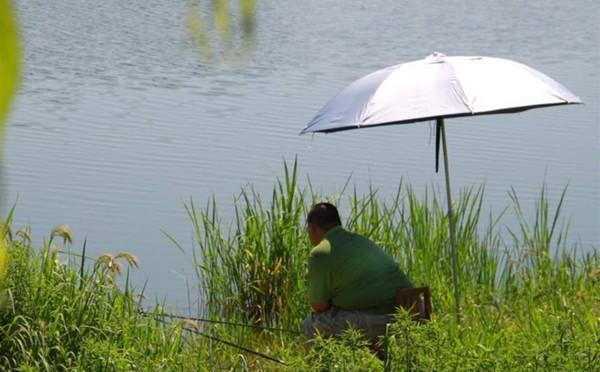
[153,316,288,366]
[54,248,297,365]
[56,249,301,335]
[141,310,302,335]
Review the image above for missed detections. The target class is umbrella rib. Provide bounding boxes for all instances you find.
[445,60,475,113]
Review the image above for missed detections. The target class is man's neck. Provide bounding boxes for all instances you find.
[323,225,343,238]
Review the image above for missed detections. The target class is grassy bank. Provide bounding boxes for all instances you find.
[1,164,598,370]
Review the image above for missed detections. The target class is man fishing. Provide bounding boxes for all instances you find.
[302,202,413,342]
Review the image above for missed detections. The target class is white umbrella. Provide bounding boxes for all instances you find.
[300,52,581,321]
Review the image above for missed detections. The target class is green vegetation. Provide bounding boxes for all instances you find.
[0,0,20,128]
[0,222,212,370]
[1,163,598,370]
[1,0,20,317]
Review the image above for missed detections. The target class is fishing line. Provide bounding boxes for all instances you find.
[153,317,288,366]
[141,310,302,335]
[55,247,300,364]
[56,250,301,335]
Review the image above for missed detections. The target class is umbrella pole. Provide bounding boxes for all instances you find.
[438,118,460,323]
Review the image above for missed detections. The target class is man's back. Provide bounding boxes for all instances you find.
[308,226,412,314]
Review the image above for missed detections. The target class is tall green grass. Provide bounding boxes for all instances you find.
[0,223,214,370]
[180,161,595,326]
[172,160,598,369]
[1,161,598,370]
[171,161,310,327]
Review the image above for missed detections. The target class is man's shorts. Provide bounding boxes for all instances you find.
[302,307,393,343]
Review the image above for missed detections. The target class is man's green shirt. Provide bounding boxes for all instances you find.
[307,226,413,314]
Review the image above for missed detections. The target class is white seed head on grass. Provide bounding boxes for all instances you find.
[180,318,199,332]
[575,290,588,299]
[96,251,139,277]
[96,253,121,277]
[15,227,31,243]
[115,252,139,269]
[51,225,73,245]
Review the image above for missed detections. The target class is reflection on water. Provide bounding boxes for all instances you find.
[186,0,256,64]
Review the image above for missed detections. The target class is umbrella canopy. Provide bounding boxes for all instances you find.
[301,52,581,134]
[300,53,581,321]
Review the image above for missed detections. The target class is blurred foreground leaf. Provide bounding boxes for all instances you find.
[0,0,20,129]
[0,0,20,286]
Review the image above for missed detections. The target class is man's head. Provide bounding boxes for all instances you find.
[306,202,342,246]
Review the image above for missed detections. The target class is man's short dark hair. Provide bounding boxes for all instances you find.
[307,202,342,230]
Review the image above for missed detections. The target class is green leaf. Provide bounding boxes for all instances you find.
[0,0,19,287]
[0,0,20,129]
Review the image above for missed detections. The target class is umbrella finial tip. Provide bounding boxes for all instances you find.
[426,52,446,63]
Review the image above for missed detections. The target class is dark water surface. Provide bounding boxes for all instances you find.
[5,0,599,310]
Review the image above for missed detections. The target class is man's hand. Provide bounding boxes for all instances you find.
[311,302,331,312]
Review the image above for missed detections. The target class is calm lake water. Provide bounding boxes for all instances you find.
[4,0,599,310]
